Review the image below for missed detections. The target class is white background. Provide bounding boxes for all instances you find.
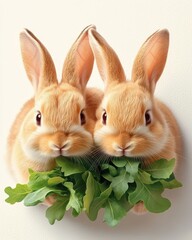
[0,0,192,239]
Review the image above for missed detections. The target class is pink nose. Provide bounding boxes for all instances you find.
[53,142,70,154]
[119,146,131,155]
[54,144,66,149]
[115,142,134,156]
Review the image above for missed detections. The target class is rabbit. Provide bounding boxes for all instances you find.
[88,28,182,214]
[6,25,103,184]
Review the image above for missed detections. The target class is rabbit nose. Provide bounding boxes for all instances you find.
[119,145,131,154]
[114,142,134,155]
[53,140,71,152]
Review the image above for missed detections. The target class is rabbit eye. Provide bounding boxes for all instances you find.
[102,110,107,125]
[36,111,41,126]
[145,110,151,125]
[80,110,86,125]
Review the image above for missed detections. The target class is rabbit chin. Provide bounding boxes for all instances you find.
[21,144,88,164]
[22,146,63,163]
[95,136,169,159]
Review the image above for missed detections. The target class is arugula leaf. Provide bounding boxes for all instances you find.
[138,169,154,184]
[112,157,127,167]
[108,165,118,177]
[73,174,86,194]
[104,197,127,227]
[47,177,65,186]
[102,172,113,182]
[88,186,112,221]
[110,169,133,200]
[160,173,182,189]
[125,159,140,176]
[28,171,51,190]
[46,197,69,225]
[129,178,171,213]
[4,156,182,227]
[24,187,61,206]
[56,157,86,176]
[64,182,82,215]
[83,172,100,215]
[145,159,175,179]
[5,184,32,204]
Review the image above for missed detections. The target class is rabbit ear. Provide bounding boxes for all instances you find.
[61,25,95,91]
[88,28,126,88]
[20,29,57,93]
[131,29,169,93]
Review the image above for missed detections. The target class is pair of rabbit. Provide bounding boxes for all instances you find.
[7,26,181,209]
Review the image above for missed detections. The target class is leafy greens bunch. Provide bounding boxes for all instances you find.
[5,157,182,227]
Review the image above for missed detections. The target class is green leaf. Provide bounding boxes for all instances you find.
[56,157,86,176]
[125,159,140,176]
[112,157,127,167]
[48,177,65,186]
[160,178,182,189]
[88,186,112,221]
[100,163,110,171]
[28,171,50,190]
[108,165,118,177]
[46,197,69,225]
[83,172,100,214]
[73,174,86,194]
[4,156,182,227]
[111,169,133,200]
[145,159,176,179]
[129,178,171,213]
[138,170,154,184]
[102,172,113,182]
[160,173,182,189]
[120,195,134,212]
[104,198,127,227]
[64,182,82,215]
[5,184,32,204]
[24,187,61,206]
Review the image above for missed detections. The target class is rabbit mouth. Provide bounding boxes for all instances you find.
[112,142,135,157]
[51,141,72,156]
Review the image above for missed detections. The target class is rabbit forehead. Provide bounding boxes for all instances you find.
[103,82,151,109]
[103,82,152,130]
[35,85,84,129]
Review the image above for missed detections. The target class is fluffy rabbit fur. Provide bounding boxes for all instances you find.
[7,25,102,183]
[88,29,182,213]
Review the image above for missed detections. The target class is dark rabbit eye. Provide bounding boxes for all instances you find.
[102,110,107,125]
[80,110,86,125]
[145,110,151,125]
[36,111,41,126]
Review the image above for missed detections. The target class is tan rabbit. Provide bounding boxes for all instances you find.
[88,29,182,213]
[6,25,102,183]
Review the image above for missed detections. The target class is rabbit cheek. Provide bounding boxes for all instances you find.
[101,137,118,156]
[67,132,93,156]
[131,137,154,156]
[22,134,53,162]
[94,126,119,156]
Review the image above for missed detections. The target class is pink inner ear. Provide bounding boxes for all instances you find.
[88,29,126,88]
[20,33,42,90]
[132,30,169,93]
[75,35,94,90]
[144,37,168,85]
[20,30,58,93]
[28,46,42,89]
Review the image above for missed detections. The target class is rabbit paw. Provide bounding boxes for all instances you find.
[43,195,57,207]
[132,202,148,215]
